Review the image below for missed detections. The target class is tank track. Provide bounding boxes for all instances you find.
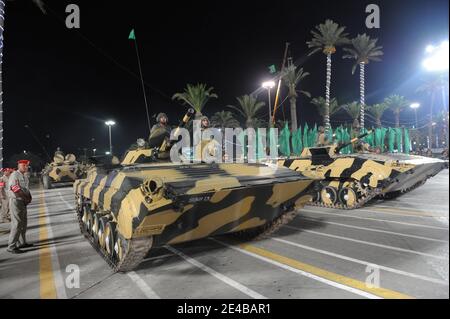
[308,182,382,210]
[378,179,427,200]
[76,199,152,272]
[230,210,299,240]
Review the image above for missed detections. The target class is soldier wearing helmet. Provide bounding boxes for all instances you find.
[148,112,171,150]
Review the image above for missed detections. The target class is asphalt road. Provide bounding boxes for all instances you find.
[0,170,448,299]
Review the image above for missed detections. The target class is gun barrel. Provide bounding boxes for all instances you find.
[173,108,195,137]
[335,130,372,153]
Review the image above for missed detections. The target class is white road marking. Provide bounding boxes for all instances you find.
[298,216,448,243]
[127,271,160,299]
[210,239,381,299]
[284,225,448,260]
[272,236,449,285]
[301,209,448,230]
[41,189,68,299]
[58,192,75,211]
[165,245,267,299]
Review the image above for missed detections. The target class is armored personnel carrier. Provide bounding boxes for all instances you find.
[277,132,448,209]
[42,153,86,189]
[74,109,316,272]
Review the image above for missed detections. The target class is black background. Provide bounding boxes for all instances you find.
[3,0,449,161]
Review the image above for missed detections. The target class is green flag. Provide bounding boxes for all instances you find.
[279,123,291,156]
[388,128,396,152]
[268,65,276,74]
[291,128,303,155]
[303,123,309,148]
[128,29,136,40]
[404,128,411,154]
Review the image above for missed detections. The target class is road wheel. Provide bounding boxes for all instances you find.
[42,175,52,189]
[98,217,109,249]
[92,213,100,244]
[320,186,338,205]
[114,233,130,262]
[338,187,357,208]
[104,221,117,257]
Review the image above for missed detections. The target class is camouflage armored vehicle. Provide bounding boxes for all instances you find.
[74,109,316,272]
[277,132,448,209]
[42,153,86,189]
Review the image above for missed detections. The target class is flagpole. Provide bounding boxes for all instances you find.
[131,30,152,136]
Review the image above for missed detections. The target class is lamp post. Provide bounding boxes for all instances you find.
[105,120,116,154]
[410,103,420,128]
[423,40,449,148]
[262,81,275,127]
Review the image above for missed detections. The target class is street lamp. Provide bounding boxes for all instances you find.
[422,40,449,72]
[410,103,420,128]
[105,120,116,154]
[262,81,275,127]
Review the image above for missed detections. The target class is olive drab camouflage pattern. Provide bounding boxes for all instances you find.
[73,108,319,272]
[41,153,87,189]
[74,162,316,272]
[277,143,448,209]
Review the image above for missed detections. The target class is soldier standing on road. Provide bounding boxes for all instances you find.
[0,168,13,223]
[7,160,33,254]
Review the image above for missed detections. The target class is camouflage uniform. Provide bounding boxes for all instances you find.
[0,174,10,222]
[7,170,31,250]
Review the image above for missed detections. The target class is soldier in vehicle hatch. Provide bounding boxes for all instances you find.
[148,113,171,148]
[316,126,329,147]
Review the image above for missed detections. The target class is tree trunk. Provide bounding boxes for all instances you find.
[376,118,382,128]
[289,96,297,131]
[395,112,400,128]
[359,63,365,129]
[0,1,5,167]
[325,54,332,131]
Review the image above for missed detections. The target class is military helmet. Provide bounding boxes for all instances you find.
[156,112,168,122]
[200,116,210,128]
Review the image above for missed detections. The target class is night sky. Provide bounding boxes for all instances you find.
[3,0,449,161]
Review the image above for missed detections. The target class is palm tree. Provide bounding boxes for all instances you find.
[311,96,340,126]
[416,76,449,148]
[172,83,218,118]
[307,19,349,131]
[367,103,389,128]
[210,111,240,130]
[343,34,383,129]
[384,95,409,128]
[342,101,362,128]
[281,64,310,131]
[0,0,46,167]
[227,95,265,128]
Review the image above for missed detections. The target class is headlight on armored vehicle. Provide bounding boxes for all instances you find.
[140,178,164,203]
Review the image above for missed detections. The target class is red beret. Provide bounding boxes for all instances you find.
[18,160,30,165]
